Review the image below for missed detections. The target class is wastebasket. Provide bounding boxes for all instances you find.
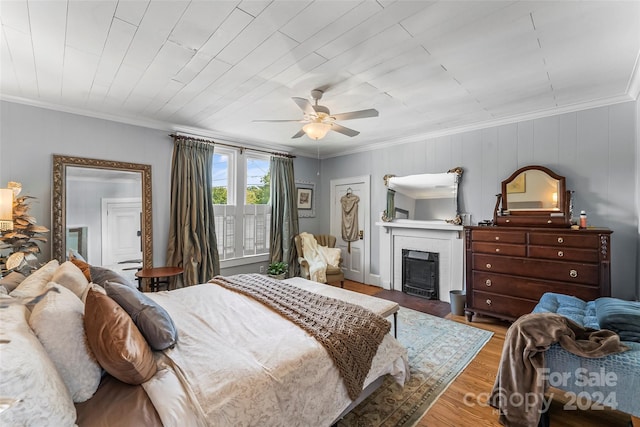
[449,290,466,316]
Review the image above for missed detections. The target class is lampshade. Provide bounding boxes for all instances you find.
[302,122,331,140]
[0,188,13,231]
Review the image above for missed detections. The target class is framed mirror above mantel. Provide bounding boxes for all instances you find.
[382,167,464,225]
[494,165,572,227]
[52,155,153,276]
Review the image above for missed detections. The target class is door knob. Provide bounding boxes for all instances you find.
[358,230,364,240]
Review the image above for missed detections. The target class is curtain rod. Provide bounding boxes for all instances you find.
[169,133,295,158]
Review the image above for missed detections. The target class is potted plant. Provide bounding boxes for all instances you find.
[267,261,288,280]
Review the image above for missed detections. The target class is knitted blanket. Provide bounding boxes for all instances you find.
[208,274,390,400]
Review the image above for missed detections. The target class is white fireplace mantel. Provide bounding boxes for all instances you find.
[377,220,465,303]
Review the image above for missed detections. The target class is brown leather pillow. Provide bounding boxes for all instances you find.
[84,290,156,385]
[69,256,91,281]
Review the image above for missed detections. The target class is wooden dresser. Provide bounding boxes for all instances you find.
[464,226,612,322]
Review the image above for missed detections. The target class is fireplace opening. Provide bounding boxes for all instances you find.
[402,249,439,299]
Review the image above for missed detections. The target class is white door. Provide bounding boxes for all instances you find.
[101,198,142,266]
[330,176,369,284]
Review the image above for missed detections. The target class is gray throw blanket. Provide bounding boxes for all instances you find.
[209,274,390,400]
[490,313,629,427]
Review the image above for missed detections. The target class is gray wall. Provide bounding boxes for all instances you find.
[320,101,639,300]
[636,96,640,300]
[0,101,173,267]
[293,155,323,235]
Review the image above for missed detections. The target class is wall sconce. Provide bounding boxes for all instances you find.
[0,188,13,231]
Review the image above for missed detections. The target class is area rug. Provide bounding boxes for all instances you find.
[339,307,493,427]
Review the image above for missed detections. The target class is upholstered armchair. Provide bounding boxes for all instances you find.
[294,234,345,288]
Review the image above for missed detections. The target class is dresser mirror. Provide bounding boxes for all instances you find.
[494,165,571,227]
[382,167,463,224]
[52,155,153,275]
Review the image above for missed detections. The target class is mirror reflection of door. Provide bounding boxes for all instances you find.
[65,167,142,268]
[101,198,142,266]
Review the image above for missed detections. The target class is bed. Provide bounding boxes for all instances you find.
[0,260,408,427]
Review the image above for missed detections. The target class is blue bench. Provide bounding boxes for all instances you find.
[533,292,640,419]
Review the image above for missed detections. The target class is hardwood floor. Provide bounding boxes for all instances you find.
[335,280,634,427]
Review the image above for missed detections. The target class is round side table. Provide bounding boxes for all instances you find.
[135,267,183,292]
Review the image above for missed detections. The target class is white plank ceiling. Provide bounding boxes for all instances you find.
[1,0,639,158]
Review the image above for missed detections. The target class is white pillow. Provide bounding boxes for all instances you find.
[9,259,60,299]
[51,261,90,299]
[0,304,76,425]
[29,283,102,403]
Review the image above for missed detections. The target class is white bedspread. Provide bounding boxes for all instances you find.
[145,282,408,427]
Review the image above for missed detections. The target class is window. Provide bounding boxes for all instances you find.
[213,148,270,263]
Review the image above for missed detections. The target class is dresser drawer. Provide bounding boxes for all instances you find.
[529,233,599,248]
[495,215,568,227]
[471,242,526,257]
[473,254,599,285]
[471,271,602,301]
[528,246,599,263]
[470,291,537,320]
[471,229,525,244]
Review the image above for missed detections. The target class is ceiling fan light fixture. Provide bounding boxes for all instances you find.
[302,122,331,140]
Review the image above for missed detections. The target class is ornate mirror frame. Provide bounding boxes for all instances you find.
[382,167,463,224]
[494,165,571,227]
[52,155,153,267]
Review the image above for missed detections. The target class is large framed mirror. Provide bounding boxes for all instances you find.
[52,155,153,277]
[382,167,463,224]
[494,165,571,227]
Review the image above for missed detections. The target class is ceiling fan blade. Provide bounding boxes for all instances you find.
[331,108,379,121]
[252,119,302,122]
[331,123,360,137]
[292,97,316,116]
[291,129,306,139]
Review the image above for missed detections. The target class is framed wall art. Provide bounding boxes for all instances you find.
[295,181,315,218]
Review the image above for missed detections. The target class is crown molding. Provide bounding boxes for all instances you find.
[0,95,294,155]
[1,91,635,161]
[626,51,640,101]
[318,93,636,159]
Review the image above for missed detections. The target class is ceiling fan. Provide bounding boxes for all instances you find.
[254,89,379,140]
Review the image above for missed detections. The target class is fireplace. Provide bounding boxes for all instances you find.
[402,249,439,299]
[377,220,464,303]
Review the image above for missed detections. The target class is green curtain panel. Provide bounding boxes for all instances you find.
[269,157,299,278]
[166,137,220,286]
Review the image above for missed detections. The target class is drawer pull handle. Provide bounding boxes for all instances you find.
[569,269,578,278]
[547,220,553,224]
[558,237,564,243]
[486,263,492,269]
[505,219,510,223]
[486,299,492,306]
[485,279,492,286]
[495,248,500,253]
[558,251,564,257]
[495,236,500,241]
